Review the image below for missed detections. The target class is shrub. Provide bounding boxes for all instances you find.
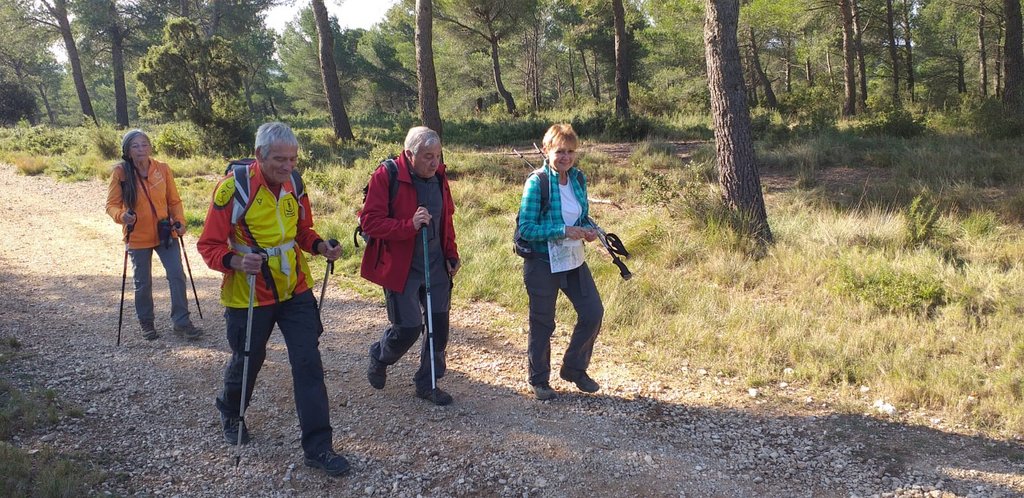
[905,193,941,247]
[834,263,946,314]
[857,109,927,138]
[88,124,121,160]
[0,80,37,125]
[154,122,204,158]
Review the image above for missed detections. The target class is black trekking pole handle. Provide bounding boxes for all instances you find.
[596,230,633,281]
[318,239,339,316]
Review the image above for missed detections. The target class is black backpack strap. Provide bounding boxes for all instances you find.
[536,170,549,215]
[383,158,399,216]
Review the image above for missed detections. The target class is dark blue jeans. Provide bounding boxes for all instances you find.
[216,290,332,457]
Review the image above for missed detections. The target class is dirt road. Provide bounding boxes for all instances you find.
[1,163,1022,497]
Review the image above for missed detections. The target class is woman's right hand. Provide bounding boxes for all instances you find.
[122,212,137,225]
[565,226,586,240]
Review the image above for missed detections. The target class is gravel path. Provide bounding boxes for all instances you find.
[1,163,1023,497]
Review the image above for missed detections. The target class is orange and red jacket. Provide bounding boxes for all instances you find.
[105,159,185,250]
[197,161,325,308]
[359,152,459,292]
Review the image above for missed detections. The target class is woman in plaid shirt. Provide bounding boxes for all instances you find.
[517,124,604,401]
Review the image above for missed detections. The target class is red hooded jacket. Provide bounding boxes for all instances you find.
[359,152,459,292]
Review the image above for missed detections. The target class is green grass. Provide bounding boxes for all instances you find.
[5,121,1024,437]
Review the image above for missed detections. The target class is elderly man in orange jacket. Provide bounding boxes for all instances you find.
[197,122,349,477]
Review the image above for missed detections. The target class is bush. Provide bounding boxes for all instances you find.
[154,122,204,158]
[857,109,927,138]
[905,193,941,247]
[88,124,121,160]
[0,80,37,126]
[834,263,946,314]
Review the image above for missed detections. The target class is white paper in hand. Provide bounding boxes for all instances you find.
[547,238,585,273]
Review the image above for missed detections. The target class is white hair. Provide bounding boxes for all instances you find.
[255,122,299,160]
[404,126,441,155]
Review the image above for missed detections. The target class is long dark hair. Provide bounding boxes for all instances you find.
[119,130,147,210]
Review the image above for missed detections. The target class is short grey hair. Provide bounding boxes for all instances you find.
[254,122,299,160]
[404,126,441,156]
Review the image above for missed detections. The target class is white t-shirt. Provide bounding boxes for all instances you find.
[559,182,582,227]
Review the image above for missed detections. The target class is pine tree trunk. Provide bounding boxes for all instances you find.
[1003,0,1024,111]
[109,1,129,128]
[489,35,517,115]
[311,0,354,140]
[415,0,443,136]
[47,0,96,124]
[998,20,1004,97]
[903,0,916,102]
[579,49,598,100]
[703,0,773,245]
[840,0,858,116]
[980,8,989,96]
[852,0,868,111]
[886,0,901,104]
[612,0,631,119]
[748,27,777,108]
[36,83,57,125]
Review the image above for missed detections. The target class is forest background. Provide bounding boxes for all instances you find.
[2,0,1024,489]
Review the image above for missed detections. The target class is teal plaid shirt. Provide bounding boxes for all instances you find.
[517,161,595,256]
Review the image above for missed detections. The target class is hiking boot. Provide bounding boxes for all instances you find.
[304,449,351,477]
[532,384,557,401]
[367,353,387,390]
[140,322,158,340]
[173,322,204,340]
[560,369,600,393]
[222,416,250,445]
[415,387,453,406]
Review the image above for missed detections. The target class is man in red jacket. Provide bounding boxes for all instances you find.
[359,126,460,405]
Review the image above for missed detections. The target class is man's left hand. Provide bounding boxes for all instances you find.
[175,221,187,236]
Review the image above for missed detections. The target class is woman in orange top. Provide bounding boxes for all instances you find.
[105,130,202,341]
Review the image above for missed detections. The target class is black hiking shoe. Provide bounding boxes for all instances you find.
[532,383,557,401]
[222,416,250,445]
[304,449,351,477]
[173,322,204,340]
[560,368,600,393]
[367,353,386,390]
[415,387,453,406]
[140,322,158,340]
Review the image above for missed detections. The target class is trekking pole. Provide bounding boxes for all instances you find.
[420,208,438,404]
[116,210,135,347]
[586,216,633,281]
[174,221,203,319]
[235,272,256,466]
[318,239,339,319]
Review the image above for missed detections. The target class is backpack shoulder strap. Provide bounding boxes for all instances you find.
[383,158,400,215]
[534,169,550,215]
[228,160,255,226]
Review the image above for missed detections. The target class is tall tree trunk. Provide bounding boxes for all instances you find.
[998,19,1005,96]
[45,0,96,124]
[612,0,631,119]
[840,0,858,116]
[980,7,989,96]
[826,49,836,89]
[703,0,773,245]
[568,50,578,100]
[488,35,516,115]
[806,57,814,86]
[415,0,443,136]
[36,83,57,125]
[579,49,598,100]
[852,0,868,111]
[903,0,916,102]
[886,0,901,104]
[748,27,777,108]
[958,54,968,93]
[109,1,129,128]
[1003,0,1024,111]
[593,49,601,100]
[311,0,354,140]
[784,36,793,92]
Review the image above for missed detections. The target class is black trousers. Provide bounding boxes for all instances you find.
[523,259,604,386]
[216,290,333,457]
